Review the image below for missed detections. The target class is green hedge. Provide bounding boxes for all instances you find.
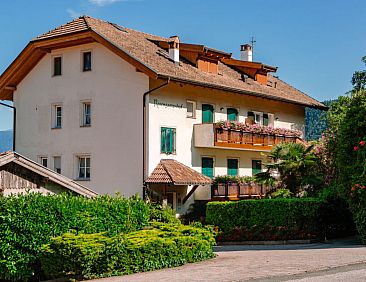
[0,193,149,281]
[206,199,323,241]
[41,222,216,280]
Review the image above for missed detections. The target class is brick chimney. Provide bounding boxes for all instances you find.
[240,44,252,62]
[169,36,180,64]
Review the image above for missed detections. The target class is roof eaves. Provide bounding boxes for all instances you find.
[158,74,328,110]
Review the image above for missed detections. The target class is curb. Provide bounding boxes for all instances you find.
[217,238,320,245]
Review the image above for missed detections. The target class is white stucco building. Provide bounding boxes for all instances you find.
[0,16,326,212]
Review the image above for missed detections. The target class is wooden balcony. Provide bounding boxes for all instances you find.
[194,123,299,151]
[211,183,270,200]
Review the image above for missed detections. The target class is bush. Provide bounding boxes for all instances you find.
[0,193,149,281]
[41,222,216,280]
[206,199,323,241]
[148,204,181,224]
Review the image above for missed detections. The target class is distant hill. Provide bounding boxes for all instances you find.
[305,100,335,141]
[0,130,13,153]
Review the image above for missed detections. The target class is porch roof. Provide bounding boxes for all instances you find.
[146,159,211,185]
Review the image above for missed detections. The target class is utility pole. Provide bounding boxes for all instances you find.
[0,101,16,151]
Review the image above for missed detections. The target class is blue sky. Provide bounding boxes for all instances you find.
[1,0,366,130]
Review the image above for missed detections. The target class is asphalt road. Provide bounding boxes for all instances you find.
[92,237,366,282]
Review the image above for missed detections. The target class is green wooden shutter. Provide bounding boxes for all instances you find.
[161,128,175,154]
[202,104,214,123]
[227,159,238,176]
[263,113,269,126]
[252,160,262,175]
[227,108,238,121]
[202,157,214,178]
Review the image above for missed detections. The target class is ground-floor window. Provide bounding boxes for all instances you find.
[252,160,262,175]
[227,158,239,176]
[53,156,61,174]
[202,157,214,178]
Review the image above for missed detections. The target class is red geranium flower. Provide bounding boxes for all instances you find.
[360,141,365,146]
[354,146,359,151]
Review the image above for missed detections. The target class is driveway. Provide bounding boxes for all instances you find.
[92,237,366,282]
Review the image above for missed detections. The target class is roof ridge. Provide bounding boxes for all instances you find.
[81,15,91,29]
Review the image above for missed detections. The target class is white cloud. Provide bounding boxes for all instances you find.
[88,0,141,6]
[67,8,81,19]
[88,0,121,6]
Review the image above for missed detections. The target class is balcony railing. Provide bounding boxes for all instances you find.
[194,123,300,151]
[211,183,270,200]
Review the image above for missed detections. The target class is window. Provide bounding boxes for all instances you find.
[202,157,214,178]
[202,104,214,123]
[53,105,62,128]
[227,158,239,176]
[248,111,274,127]
[78,156,91,180]
[186,100,196,118]
[161,127,176,154]
[82,51,92,72]
[40,157,48,168]
[53,56,62,76]
[81,102,91,126]
[227,108,238,121]
[252,160,262,176]
[53,156,61,174]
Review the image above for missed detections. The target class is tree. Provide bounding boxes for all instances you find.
[351,56,366,92]
[256,142,323,195]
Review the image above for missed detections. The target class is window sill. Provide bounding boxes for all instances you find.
[82,69,92,72]
[51,127,62,130]
[80,125,91,128]
[75,178,91,181]
[161,152,177,155]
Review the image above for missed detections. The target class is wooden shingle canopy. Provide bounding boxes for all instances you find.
[0,151,98,197]
[0,16,327,109]
[146,159,211,185]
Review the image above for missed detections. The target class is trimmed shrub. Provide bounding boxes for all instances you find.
[41,222,216,280]
[206,199,323,241]
[148,204,181,224]
[0,193,149,281]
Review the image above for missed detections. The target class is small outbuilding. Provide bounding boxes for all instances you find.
[0,151,98,197]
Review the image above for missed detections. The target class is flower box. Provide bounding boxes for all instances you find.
[229,130,242,143]
[242,132,253,144]
[253,133,264,145]
[228,183,239,196]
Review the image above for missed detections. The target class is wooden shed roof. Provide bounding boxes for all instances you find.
[146,159,212,185]
[0,151,98,197]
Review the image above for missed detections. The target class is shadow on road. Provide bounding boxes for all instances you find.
[213,236,365,252]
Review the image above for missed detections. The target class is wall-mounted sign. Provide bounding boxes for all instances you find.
[153,99,183,109]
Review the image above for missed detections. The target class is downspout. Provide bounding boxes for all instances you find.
[0,101,16,151]
[142,78,170,200]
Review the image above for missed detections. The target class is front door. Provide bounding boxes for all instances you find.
[202,104,214,123]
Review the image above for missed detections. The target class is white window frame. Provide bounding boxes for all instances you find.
[52,55,62,77]
[186,100,196,119]
[81,50,92,72]
[53,156,62,174]
[76,155,91,180]
[81,101,92,127]
[39,156,48,168]
[253,111,263,125]
[51,104,63,129]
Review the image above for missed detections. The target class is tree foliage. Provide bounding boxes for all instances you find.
[351,56,366,91]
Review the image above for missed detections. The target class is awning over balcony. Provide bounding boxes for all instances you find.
[146,159,211,185]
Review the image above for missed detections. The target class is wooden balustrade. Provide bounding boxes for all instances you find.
[214,127,298,150]
[211,183,269,200]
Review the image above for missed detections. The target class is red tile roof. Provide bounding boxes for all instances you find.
[1,16,326,109]
[146,159,212,185]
